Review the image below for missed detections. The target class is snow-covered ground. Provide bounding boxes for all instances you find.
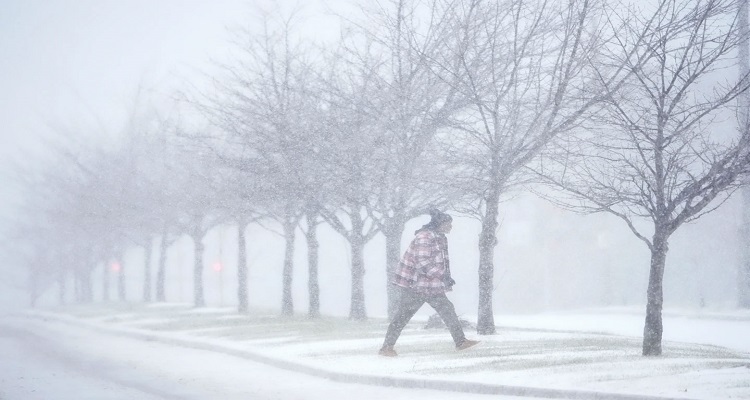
[1,315,521,400]
[494,306,750,353]
[5,305,750,400]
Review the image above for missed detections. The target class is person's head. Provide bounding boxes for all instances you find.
[417,209,453,234]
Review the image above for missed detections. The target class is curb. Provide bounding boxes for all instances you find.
[21,311,701,400]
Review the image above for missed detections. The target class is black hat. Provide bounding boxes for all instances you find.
[416,209,452,234]
[428,209,452,225]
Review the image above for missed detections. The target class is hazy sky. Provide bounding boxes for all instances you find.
[0,0,344,309]
[0,0,347,217]
[2,1,240,142]
[0,1,235,208]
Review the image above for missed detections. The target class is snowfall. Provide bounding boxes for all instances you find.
[1,304,749,400]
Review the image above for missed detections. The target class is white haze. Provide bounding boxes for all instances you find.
[0,0,744,318]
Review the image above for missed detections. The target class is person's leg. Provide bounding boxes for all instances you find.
[382,289,424,348]
[426,293,466,346]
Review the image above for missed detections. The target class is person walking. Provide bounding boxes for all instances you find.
[379,210,480,357]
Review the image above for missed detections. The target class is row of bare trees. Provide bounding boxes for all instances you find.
[5,0,750,356]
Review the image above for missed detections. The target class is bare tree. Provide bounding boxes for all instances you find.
[7,124,135,305]
[314,100,381,321]
[312,36,399,320]
[435,0,641,334]
[167,136,228,308]
[194,6,326,316]
[539,0,750,355]
[139,129,183,304]
[340,0,469,319]
[738,0,750,308]
[117,102,176,303]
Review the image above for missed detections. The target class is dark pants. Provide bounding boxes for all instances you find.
[382,288,466,348]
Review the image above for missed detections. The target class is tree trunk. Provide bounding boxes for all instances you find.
[740,223,750,307]
[740,186,750,308]
[643,228,669,356]
[237,219,249,314]
[58,268,66,305]
[29,277,39,307]
[192,223,206,308]
[155,240,167,302]
[102,262,110,302]
[76,250,92,303]
[739,0,750,308]
[156,228,168,302]
[306,213,320,318]
[349,209,367,321]
[29,265,40,307]
[350,234,367,320]
[384,215,406,320]
[143,237,153,302]
[117,260,126,302]
[80,265,93,303]
[74,265,83,302]
[477,189,500,335]
[281,217,296,317]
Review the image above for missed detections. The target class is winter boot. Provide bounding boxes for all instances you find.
[456,339,480,351]
[378,346,398,357]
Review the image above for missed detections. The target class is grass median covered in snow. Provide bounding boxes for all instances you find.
[32,303,750,400]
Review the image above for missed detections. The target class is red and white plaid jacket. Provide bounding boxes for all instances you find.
[392,229,451,295]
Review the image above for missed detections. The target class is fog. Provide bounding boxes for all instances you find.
[13,193,743,319]
[1,0,746,316]
[3,2,750,399]
[0,0,331,312]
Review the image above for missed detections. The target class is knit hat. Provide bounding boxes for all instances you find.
[416,209,453,234]
[428,209,452,225]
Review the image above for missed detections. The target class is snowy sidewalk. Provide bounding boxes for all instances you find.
[18,304,750,400]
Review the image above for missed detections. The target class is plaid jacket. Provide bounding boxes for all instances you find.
[392,229,451,295]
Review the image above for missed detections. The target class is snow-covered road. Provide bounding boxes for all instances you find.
[0,322,167,400]
[0,316,534,400]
